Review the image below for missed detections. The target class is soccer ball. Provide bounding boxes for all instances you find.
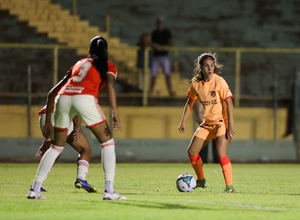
[176,173,196,192]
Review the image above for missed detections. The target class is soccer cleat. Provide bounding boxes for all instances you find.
[27,190,46,199]
[223,185,235,193]
[74,179,97,193]
[103,191,127,200]
[196,179,208,188]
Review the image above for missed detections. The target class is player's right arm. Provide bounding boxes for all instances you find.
[178,98,195,133]
[193,99,204,125]
[72,115,82,142]
[42,69,72,139]
[225,97,235,140]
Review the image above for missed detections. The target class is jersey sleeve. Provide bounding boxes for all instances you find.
[107,61,118,80]
[186,83,197,100]
[218,77,233,100]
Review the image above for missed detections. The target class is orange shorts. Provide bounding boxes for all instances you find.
[194,120,227,141]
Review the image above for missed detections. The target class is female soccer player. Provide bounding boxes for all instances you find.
[35,71,97,193]
[28,36,126,200]
[178,52,235,193]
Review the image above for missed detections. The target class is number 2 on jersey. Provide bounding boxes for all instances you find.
[72,62,92,82]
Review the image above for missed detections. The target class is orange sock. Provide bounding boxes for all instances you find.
[219,156,233,186]
[189,154,205,180]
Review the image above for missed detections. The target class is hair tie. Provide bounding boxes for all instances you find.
[200,55,214,65]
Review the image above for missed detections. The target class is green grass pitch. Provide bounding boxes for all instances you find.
[0,163,300,220]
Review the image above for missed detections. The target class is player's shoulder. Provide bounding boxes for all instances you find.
[107,61,118,77]
[190,80,201,91]
[107,61,117,72]
[74,58,91,67]
[107,61,116,69]
[214,73,223,80]
[191,80,198,86]
[213,74,226,83]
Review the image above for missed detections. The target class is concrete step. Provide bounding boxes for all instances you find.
[17,10,72,21]
[0,0,139,91]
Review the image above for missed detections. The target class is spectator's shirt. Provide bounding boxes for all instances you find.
[187,74,233,122]
[151,29,172,56]
[58,59,117,98]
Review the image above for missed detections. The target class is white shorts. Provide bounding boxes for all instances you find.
[54,94,106,130]
[151,55,171,76]
[39,112,74,141]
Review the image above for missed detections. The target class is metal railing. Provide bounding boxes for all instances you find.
[141,46,300,106]
[1,43,300,106]
[1,43,300,159]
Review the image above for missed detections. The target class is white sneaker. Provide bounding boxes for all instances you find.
[103,191,127,200]
[27,191,46,199]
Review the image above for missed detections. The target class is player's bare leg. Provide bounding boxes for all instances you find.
[187,136,209,188]
[67,130,92,162]
[67,130,97,192]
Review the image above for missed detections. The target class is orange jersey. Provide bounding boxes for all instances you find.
[187,74,233,122]
[58,58,117,98]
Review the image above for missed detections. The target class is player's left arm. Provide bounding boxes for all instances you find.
[106,74,122,131]
[225,97,234,140]
[218,77,234,139]
[193,99,204,125]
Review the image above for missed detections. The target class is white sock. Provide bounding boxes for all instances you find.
[77,160,89,180]
[105,180,114,193]
[32,181,42,193]
[101,139,116,193]
[32,145,64,192]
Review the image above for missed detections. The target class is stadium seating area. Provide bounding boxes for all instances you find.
[0,0,191,99]
[1,0,300,103]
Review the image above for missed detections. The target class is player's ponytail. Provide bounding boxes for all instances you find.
[89,36,108,80]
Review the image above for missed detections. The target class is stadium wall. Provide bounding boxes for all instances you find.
[0,105,296,163]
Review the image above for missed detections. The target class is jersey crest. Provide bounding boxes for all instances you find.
[211,91,216,97]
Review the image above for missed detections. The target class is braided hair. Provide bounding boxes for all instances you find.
[89,36,108,80]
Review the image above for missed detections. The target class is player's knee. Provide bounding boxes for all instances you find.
[216,147,226,159]
[187,147,197,157]
[85,146,92,156]
[80,145,92,157]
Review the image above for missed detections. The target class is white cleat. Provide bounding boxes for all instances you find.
[27,191,46,200]
[103,191,127,200]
